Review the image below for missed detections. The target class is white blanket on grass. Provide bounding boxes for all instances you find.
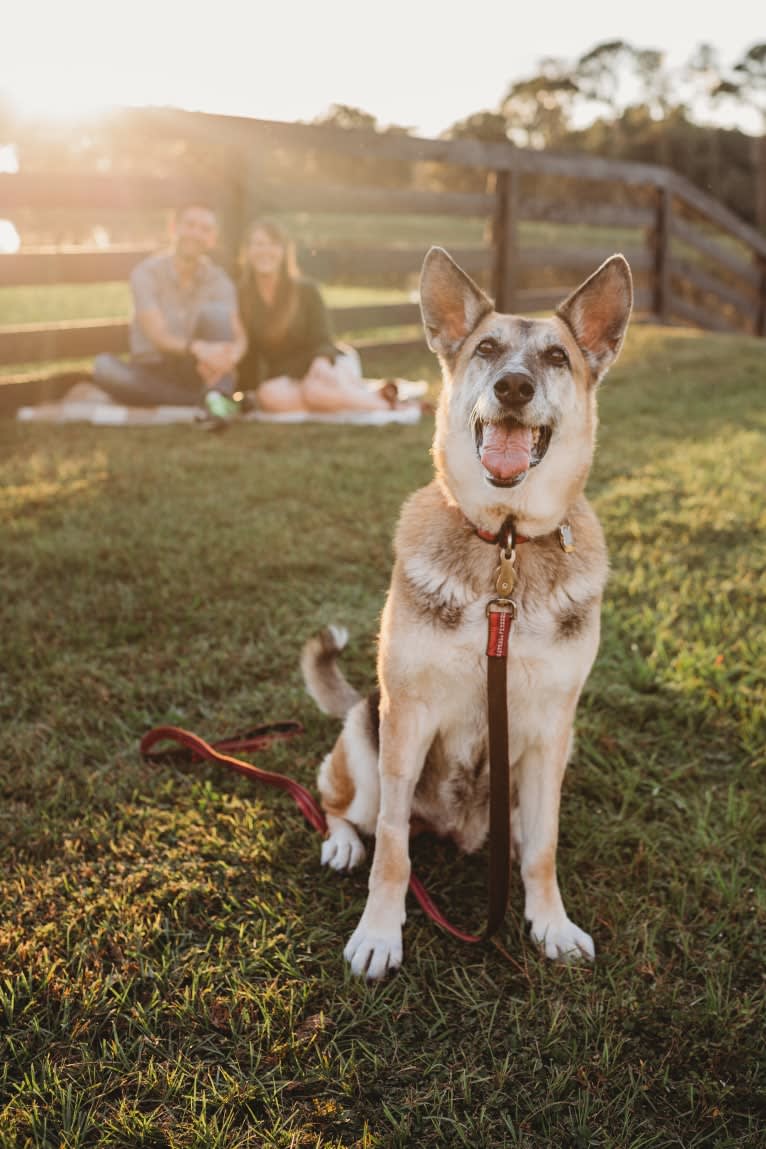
[16,403,423,427]
[16,379,427,427]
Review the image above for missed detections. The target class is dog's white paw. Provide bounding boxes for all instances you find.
[529,915,595,962]
[321,824,366,872]
[344,919,403,980]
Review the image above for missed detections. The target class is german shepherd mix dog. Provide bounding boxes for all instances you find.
[302,248,632,978]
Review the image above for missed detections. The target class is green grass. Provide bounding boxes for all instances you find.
[0,284,413,331]
[1,325,764,1147]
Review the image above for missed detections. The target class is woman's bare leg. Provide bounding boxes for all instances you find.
[256,362,419,416]
[256,376,309,413]
[300,359,391,414]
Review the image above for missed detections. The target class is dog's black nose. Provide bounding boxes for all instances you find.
[494,373,535,408]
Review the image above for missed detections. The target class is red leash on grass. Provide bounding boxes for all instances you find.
[140,723,482,945]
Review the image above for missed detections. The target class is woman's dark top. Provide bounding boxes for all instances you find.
[237,277,338,388]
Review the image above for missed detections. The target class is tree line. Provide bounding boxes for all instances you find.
[331,40,765,228]
[442,39,766,227]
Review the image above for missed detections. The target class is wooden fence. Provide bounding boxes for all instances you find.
[1,107,765,412]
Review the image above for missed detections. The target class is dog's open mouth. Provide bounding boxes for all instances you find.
[474,419,552,487]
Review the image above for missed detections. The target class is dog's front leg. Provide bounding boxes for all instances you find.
[517,701,595,962]
[344,699,434,979]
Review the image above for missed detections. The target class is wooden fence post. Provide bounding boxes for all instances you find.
[756,255,766,338]
[652,184,672,324]
[219,150,254,276]
[754,132,766,234]
[492,170,518,313]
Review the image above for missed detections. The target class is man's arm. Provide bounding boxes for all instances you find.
[191,311,248,386]
[136,307,189,356]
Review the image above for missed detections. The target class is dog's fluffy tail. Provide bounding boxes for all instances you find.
[300,625,361,719]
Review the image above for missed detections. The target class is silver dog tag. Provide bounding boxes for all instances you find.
[558,523,575,553]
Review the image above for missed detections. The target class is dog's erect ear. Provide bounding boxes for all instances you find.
[556,255,633,384]
[420,246,493,358]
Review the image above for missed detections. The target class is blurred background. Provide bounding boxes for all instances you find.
[1,0,764,404]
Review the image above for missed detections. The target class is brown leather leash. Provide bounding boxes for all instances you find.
[483,518,520,939]
[477,514,575,940]
[140,518,573,946]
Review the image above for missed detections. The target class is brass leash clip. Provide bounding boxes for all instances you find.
[495,545,516,596]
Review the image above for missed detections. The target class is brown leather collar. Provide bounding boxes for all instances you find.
[471,513,575,554]
[475,523,530,544]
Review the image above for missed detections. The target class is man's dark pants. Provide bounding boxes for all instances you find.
[93,304,235,407]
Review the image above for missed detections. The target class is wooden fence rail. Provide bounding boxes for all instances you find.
[1,107,765,413]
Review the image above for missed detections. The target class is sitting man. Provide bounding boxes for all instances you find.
[93,202,246,409]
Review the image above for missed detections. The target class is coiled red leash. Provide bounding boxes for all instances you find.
[140,723,483,944]
[141,723,325,834]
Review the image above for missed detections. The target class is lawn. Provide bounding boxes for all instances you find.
[0,324,764,1147]
[0,284,415,330]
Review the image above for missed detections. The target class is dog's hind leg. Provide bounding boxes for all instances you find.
[318,697,380,873]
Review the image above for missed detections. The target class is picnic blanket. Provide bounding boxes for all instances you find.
[16,380,428,427]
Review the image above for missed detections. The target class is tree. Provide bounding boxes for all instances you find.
[446,111,509,143]
[575,40,633,119]
[573,40,675,122]
[308,104,414,189]
[722,43,766,115]
[634,49,670,118]
[501,61,579,149]
[682,43,722,115]
[423,111,509,192]
[713,44,766,228]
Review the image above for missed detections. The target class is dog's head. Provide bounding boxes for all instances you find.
[420,247,632,533]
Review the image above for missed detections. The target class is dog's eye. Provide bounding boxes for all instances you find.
[544,345,569,367]
[475,338,498,358]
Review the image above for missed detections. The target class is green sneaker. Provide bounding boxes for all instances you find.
[204,390,240,421]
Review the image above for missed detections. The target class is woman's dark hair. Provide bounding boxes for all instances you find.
[239,219,300,342]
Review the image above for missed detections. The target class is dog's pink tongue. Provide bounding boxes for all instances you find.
[480,424,533,480]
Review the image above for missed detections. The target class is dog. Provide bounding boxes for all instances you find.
[301,247,632,978]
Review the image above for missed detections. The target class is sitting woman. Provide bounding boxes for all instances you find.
[237,219,409,414]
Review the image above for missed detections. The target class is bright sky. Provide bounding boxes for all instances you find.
[3,0,764,135]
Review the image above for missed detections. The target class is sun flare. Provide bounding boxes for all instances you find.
[5,78,111,124]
